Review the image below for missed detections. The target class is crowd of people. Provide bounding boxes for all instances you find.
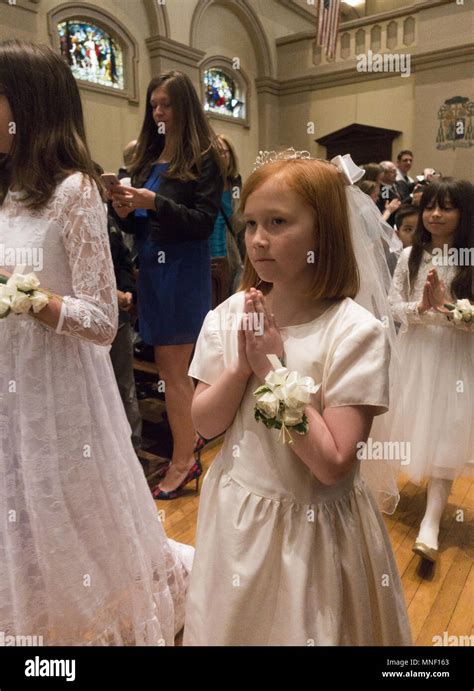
[0,39,472,646]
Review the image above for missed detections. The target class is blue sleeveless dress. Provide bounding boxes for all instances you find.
[134,163,211,345]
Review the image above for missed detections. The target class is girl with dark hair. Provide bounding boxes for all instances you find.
[111,70,224,500]
[387,179,473,563]
[0,40,190,645]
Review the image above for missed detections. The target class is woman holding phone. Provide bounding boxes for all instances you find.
[111,71,224,499]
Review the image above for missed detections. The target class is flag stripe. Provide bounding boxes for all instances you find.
[317,0,341,59]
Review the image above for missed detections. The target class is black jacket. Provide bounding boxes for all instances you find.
[107,207,137,299]
[116,154,224,244]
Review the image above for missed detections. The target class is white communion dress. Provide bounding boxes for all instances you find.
[0,173,191,645]
[385,247,473,484]
[183,291,412,646]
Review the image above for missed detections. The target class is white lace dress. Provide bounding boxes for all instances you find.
[385,246,473,483]
[0,173,191,645]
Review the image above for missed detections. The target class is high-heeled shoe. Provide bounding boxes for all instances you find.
[412,541,438,563]
[153,437,205,480]
[152,458,203,500]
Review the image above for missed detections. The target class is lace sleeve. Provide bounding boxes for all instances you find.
[389,250,473,333]
[55,174,118,346]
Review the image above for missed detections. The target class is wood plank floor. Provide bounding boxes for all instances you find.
[154,440,473,646]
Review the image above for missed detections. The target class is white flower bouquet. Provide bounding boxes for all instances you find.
[253,354,320,444]
[0,268,53,318]
[443,298,474,325]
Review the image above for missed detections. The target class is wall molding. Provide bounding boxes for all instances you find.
[276,0,454,33]
[143,0,169,38]
[259,43,474,96]
[146,36,205,69]
[3,0,40,13]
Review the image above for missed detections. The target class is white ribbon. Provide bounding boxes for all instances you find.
[330,154,365,185]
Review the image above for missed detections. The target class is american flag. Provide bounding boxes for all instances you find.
[317,0,342,59]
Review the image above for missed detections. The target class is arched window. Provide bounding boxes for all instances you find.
[48,5,139,104]
[57,20,124,90]
[203,67,245,120]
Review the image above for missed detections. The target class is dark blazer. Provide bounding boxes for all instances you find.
[116,154,224,244]
[377,183,402,227]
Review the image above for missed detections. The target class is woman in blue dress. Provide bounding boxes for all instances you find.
[112,71,224,499]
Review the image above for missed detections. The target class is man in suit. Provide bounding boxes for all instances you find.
[395,149,415,201]
[377,160,402,227]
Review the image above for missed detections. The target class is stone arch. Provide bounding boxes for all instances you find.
[190,0,273,78]
[143,0,170,38]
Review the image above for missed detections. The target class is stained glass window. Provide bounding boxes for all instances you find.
[203,68,245,119]
[58,21,124,90]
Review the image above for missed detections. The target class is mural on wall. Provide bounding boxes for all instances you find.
[203,68,244,119]
[436,96,473,150]
[57,20,124,90]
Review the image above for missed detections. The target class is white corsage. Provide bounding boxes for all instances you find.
[0,266,54,319]
[253,354,320,444]
[443,298,474,325]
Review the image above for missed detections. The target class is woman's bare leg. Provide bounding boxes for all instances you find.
[154,343,197,493]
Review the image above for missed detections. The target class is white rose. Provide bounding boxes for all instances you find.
[0,286,11,316]
[29,290,49,313]
[14,272,41,292]
[456,299,472,312]
[452,308,463,324]
[10,291,32,314]
[256,391,280,418]
[281,407,304,426]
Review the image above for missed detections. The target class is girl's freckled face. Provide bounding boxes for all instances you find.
[243,179,317,285]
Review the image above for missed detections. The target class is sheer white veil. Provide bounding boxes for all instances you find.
[331,155,404,514]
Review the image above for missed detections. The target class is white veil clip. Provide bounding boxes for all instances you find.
[330,154,366,185]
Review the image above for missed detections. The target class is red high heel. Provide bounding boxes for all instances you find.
[152,459,202,500]
[154,435,206,480]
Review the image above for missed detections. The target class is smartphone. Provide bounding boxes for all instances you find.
[101,173,122,192]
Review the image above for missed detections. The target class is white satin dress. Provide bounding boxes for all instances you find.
[183,291,411,646]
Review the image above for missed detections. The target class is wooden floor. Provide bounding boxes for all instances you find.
[154,440,473,646]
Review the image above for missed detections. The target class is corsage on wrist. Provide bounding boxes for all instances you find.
[443,299,473,325]
[0,266,56,319]
[253,354,320,445]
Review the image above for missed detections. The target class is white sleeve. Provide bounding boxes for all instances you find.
[56,175,118,346]
[188,309,226,385]
[323,318,390,416]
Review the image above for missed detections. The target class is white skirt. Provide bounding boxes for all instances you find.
[377,323,473,484]
[0,317,191,645]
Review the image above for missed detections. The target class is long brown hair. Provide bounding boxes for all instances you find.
[408,179,473,301]
[0,39,102,209]
[238,158,360,300]
[217,134,239,182]
[130,70,224,185]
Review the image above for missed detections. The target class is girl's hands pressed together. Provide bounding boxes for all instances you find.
[426,268,449,313]
[241,287,284,382]
[417,281,431,314]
